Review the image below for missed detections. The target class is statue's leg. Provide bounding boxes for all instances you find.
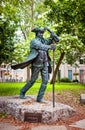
[20,67,40,99]
[37,66,48,102]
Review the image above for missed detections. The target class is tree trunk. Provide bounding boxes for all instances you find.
[27,66,31,81]
[50,52,65,84]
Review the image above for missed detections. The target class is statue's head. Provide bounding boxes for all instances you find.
[31,27,45,38]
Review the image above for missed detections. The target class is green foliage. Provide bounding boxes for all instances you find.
[12,40,29,64]
[44,0,85,65]
[0,113,7,117]
[60,77,71,82]
[44,0,85,37]
[73,79,79,83]
[0,0,21,64]
[0,0,85,66]
[0,20,16,64]
[0,0,47,64]
[58,34,83,64]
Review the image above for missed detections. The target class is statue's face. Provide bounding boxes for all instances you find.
[37,32,44,38]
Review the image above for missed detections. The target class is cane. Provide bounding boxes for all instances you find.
[44,27,59,107]
[53,49,55,107]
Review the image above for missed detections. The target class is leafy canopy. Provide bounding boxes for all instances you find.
[44,0,85,64]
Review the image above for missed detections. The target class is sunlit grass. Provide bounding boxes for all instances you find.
[0,82,85,96]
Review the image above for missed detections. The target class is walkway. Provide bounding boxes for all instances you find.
[0,119,85,130]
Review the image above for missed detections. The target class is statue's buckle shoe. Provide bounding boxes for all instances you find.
[20,92,26,99]
[37,99,48,103]
[20,95,26,99]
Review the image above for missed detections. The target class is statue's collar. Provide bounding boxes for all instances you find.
[36,37,44,42]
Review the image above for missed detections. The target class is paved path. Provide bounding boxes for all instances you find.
[32,125,67,130]
[0,122,22,130]
[69,119,85,129]
[0,119,85,130]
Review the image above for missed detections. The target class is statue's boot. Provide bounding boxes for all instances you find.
[20,81,32,99]
[37,83,47,102]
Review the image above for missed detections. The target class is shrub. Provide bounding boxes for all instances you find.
[73,79,79,82]
[60,77,71,82]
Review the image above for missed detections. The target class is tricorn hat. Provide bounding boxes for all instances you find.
[31,27,45,33]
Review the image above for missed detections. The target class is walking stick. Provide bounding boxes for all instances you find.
[44,27,59,107]
[53,49,55,107]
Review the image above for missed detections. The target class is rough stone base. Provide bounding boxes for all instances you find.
[0,96,76,123]
[80,94,85,104]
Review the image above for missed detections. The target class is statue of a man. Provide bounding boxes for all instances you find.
[11,27,59,102]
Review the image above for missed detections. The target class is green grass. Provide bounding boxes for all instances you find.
[0,82,85,96]
[0,82,25,96]
[0,113,7,117]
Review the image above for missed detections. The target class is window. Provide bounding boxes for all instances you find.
[68,70,72,80]
[80,59,84,64]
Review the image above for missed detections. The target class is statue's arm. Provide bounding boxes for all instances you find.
[45,38,53,45]
[30,39,52,51]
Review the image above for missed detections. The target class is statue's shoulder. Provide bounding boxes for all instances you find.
[31,37,36,41]
[31,37,40,45]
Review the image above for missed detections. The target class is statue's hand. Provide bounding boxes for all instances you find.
[44,26,52,32]
[51,45,56,50]
[44,26,48,31]
[51,33,60,43]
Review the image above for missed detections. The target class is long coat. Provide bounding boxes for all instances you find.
[11,37,52,72]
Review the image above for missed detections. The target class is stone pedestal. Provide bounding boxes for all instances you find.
[0,96,76,123]
[80,94,85,104]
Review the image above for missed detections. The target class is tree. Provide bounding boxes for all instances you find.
[0,0,48,81]
[15,0,46,81]
[0,0,20,64]
[44,0,85,83]
[51,33,83,83]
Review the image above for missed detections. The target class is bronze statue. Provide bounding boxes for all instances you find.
[11,27,59,102]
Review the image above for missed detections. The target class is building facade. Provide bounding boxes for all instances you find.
[0,63,27,82]
[59,62,85,83]
[0,61,85,84]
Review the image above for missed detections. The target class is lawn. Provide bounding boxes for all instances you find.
[0,82,85,96]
